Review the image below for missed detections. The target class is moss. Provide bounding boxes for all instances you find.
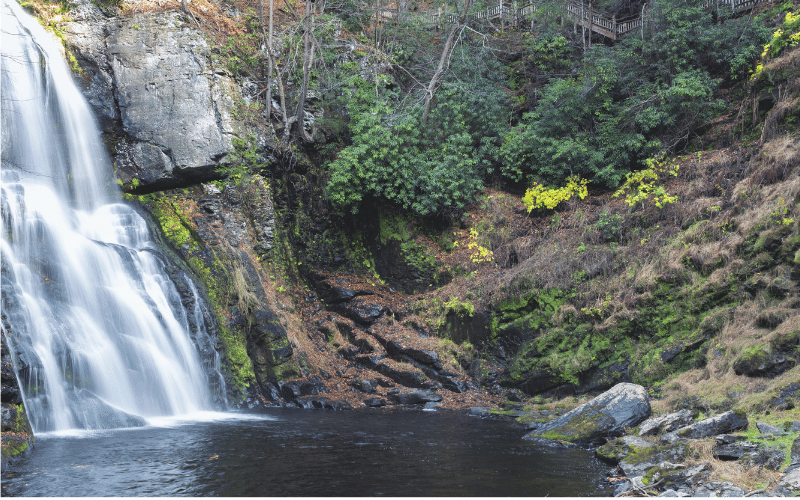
[136,192,257,393]
[642,464,683,487]
[532,410,612,442]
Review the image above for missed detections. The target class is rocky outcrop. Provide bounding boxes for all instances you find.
[388,388,443,405]
[62,1,245,190]
[597,436,689,478]
[524,383,651,445]
[660,410,748,443]
[638,409,697,436]
[1,327,33,472]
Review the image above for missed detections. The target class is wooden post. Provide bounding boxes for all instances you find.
[581,0,585,50]
[588,1,592,47]
[612,14,616,40]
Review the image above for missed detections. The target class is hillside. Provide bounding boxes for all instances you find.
[4,0,799,491]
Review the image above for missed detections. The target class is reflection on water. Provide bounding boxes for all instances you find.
[3,409,614,497]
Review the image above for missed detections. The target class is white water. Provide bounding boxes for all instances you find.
[1,0,225,432]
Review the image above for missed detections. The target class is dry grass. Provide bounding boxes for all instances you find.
[684,439,783,491]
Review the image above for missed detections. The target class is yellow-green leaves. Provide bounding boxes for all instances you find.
[522,175,588,212]
[613,156,679,209]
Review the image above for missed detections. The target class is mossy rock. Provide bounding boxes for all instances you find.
[524,383,651,445]
[596,436,654,463]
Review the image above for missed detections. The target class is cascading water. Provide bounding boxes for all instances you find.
[1,0,226,432]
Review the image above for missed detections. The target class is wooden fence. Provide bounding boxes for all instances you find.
[371,0,769,40]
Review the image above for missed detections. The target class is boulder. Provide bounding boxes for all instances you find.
[738,446,786,471]
[363,398,386,407]
[388,389,442,405]
[596,437,690,478]
[352,379,377,394]
[661,410,748,443]
[524,383,651,445]
[785,437,800,473]
[469,407,492,417]
[336,297,386,325]
[693,481,746,497]
[639,410,697,436]
[293,396,352,410]
[780,468,800,492]
[713,435,759,460]
[596,435,655,463]
[756,420,788,436]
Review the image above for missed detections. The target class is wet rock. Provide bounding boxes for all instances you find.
[524,383,651,445]
[756,421,789,436]
[293,396,352,410]
[613,480,633,497]
[639,410,698,436]
[661,410,748,443]
[363,398,386,407]
[0,338,23,405]
[388,389,442,405]
[280,381,302,400]
[423,402,440,410]
[469,407,492,417]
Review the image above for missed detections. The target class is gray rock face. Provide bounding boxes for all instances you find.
[780,467,800,492]
[639,409,697,436]
[786,437,800,473]
[693,481,745,497]
[525,383,651,444]
[756,420,789,436]
[62,8,244,189]
[661,411,748,443]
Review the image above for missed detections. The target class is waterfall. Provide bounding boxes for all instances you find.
[1,0,226,432]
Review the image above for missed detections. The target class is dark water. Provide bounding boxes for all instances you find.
[2,408,614,496]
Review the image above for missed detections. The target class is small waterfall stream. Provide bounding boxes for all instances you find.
[1,0,225,432]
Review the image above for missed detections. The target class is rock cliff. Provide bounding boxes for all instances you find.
[63,1,244,190]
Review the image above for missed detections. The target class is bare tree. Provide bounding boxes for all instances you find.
[421,0,471,124]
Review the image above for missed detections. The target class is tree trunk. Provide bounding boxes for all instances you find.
[294,0,315,142]
[421,0,470,124]
[266,0,274,120]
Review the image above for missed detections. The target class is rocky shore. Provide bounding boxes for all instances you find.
[472,382,800,497]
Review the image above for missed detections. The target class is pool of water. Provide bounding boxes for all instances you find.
[2,408,614,496]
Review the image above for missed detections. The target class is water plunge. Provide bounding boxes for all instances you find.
[0,0,225,433]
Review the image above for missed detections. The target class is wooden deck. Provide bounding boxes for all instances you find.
[372,0,770,40]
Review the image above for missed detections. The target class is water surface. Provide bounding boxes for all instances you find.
[3,408,614,496]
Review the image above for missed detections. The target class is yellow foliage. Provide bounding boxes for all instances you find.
[613,156,679,209]
[522,175,589,212]
[466,228,494,264]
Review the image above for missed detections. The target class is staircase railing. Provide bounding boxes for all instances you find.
[370,0,769,40]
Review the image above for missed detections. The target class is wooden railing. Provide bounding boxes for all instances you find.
[371,0,769,40]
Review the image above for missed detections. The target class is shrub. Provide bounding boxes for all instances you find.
[522,175,589,212]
